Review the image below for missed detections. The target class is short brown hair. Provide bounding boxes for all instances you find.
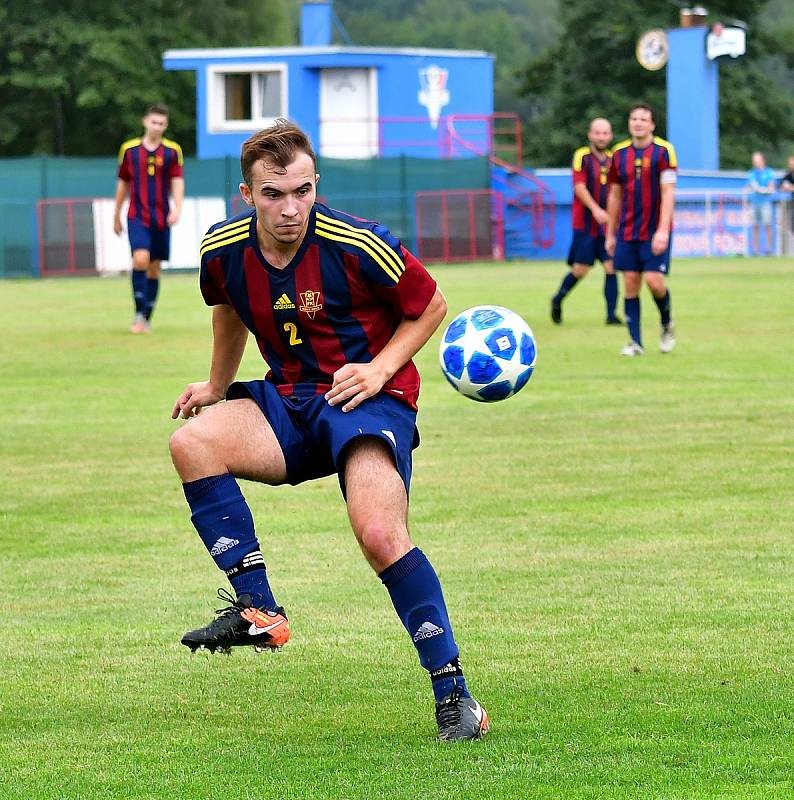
[629,102,655,122]
[240,119,317,186]
[145,104,169,117]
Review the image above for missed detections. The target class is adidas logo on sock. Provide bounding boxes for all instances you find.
[273,293,295,310]
[210,536,240,556]
[413,621,444,642]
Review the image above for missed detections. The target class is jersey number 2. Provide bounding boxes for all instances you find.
[283,322,303,345]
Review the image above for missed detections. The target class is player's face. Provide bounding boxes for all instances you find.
[788,156,794,172]
[588,121,612,152]
[628,109,655,142]
[241,152,318,247]
[752,153,765,169]
[143,113,168,140]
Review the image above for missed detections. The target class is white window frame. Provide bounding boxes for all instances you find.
[207,62,288,132]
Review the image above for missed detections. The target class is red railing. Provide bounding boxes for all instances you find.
[37,198,97,276]
[415,189,504,263]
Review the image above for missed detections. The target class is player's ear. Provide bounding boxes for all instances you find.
[315,173,320,186]
[239,182,254,206]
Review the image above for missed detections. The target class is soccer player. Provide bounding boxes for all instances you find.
[114,104,184,333]
[745,151,775,256]
[551,118,622,326]
[605,103,677,356]
[169,119,489,742]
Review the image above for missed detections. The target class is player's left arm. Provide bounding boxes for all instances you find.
[326,285,447,413]
[167,177,185,226]
[652,182,676,255]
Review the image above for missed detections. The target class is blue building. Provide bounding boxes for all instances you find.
[163,1,493,160]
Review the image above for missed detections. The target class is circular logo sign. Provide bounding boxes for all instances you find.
[636,29,669,71]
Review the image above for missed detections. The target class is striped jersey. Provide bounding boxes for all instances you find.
[607,137,677,241]
[117,137,184,230]
[572,146,611,236]
[199,203,438,411]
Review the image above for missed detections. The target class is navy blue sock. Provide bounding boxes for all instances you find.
[625,296,642,346]
[182,473,276,610]
[653,290,671,326]
[604,273,618,318]
[131,270,147,315]
[553,271,579,303]
[144,277,159,321]
[379,547,469,701]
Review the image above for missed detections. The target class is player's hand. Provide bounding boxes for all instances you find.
[167,209,180,226]
[593,207,609,227]
[171,381,225,419]
[651,229,669,256]
[113,218,123,236]
[325,362,389,413]
[605,234,616,257]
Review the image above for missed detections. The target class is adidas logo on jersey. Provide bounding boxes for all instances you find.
[413,621,445,642]
[210,536,240,556]
[273,293,295,310]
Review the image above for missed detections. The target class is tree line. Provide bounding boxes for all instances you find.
[1,0,792,169]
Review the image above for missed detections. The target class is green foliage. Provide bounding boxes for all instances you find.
[0,0,292,156]
[518,0,794,168]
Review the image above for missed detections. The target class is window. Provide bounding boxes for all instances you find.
[208,64,287,131]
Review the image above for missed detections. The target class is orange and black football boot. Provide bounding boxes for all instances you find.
[181,588,290,654]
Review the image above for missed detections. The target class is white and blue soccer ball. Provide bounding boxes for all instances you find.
[439,305,537,402]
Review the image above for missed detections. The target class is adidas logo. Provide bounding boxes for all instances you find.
[273,293,295,310]
[413,621,444,642]
[210,536,240,556]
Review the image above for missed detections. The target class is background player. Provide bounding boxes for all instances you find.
[746,151,775,256]
[605,103,677,356]
[551,118,621,326]
[114,104,184,333]
[168,120,489,742]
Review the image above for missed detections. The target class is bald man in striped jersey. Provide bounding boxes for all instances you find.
[168,120,489,742]
[551,118,622,326]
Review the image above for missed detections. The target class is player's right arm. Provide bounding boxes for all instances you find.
[113,179,129,236]
[605,184,622,257]
[171,304,249,419]
[574,183,608,226]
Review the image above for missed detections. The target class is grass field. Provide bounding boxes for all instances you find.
[1,258,792,799]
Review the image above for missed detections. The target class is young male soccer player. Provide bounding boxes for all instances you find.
[114,104,184,333]
[605,103,677,356]
[746,151,775,256]
[551,118,622,326]
[169,119,489,742]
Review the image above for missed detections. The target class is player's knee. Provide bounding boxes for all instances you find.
[169,422,211,466]
[356,520,410,565]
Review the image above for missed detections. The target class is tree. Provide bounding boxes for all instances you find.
[517,0,794,168]
[0,0,292,156]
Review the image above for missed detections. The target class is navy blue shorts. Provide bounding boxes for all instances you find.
[567,231,609,267]
[128,218,171,261]
[226,380,420,497]
[614,238,672,274]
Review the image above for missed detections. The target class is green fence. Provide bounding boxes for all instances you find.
[0,156,490,278]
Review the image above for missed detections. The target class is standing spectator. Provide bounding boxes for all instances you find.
[746,151,775,256]
[114,104,184,333]
[778,155,794,238]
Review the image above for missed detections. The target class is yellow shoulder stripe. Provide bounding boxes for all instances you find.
[162,138,184,166]
[572,146,590,171]
[201,217,251,248]
[118,137,141,163]
[200,230,250,259]
[315,224,401,283]
[653,136,678,168]
[612,139,632,153]
[315,212,404,280]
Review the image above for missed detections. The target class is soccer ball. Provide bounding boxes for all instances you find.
[439,305,537,402]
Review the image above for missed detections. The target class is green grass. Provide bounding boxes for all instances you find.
[0,258,792,799]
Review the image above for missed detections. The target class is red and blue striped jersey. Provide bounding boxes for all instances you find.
[199,203,438,411]
[607,137,677,241]
[117,137,183,230]
[572,146,611,236]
